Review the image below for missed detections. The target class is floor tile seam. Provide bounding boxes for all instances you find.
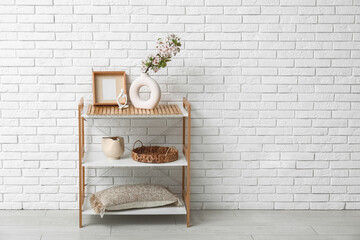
[311,226,319,235]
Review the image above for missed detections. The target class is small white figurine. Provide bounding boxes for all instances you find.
[116,89,129,110]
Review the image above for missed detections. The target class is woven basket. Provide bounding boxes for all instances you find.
[131,140,178,164]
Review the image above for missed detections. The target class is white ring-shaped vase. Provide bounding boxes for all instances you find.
[129,73,161,110]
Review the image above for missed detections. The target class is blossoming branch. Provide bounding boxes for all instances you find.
[141,34,181,74]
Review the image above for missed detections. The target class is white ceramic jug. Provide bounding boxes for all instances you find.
[102,137,125,159]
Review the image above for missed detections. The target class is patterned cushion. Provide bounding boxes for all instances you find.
[90,184,182,217]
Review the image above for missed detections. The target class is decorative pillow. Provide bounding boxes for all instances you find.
[90,184,182,217]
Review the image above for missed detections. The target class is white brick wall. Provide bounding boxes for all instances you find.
[0,0,360,210]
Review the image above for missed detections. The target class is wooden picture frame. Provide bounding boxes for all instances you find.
[92,71,127,106]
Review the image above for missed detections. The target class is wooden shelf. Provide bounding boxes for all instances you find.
[83,150,188,168]
[83,103,188,119]
[82,196,186,216]
[78,97,191,228]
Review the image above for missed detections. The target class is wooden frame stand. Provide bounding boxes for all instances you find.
[78,98,191,228]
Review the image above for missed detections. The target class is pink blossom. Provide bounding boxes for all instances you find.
[153,55,160,65]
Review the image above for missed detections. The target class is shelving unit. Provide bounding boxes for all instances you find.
[78,97,191,228]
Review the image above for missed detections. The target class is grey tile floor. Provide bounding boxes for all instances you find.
[0,210,360,240]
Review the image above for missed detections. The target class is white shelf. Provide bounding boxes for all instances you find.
[82,103,188,119]
[83,149,188,168]
[82,196,186,215]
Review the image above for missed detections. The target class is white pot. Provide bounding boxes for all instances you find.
[102,137,125,159]
[129,73,161,110]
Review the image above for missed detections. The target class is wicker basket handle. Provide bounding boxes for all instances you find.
[132,140,143,150]
[165,146,176,156]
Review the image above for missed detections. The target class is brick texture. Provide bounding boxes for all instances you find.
[0,0,360,210]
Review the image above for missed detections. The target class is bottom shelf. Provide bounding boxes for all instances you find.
[82,196,187,215]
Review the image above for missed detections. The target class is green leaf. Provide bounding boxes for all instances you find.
[158,61,166,68]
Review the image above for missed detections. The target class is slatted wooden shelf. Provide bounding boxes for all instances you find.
[84,104,187,118]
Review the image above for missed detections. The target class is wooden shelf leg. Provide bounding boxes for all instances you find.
[186,208,190,227]
[183,98,191,228]
[78,98,84,228]
[186,164,191,227]
[182,166,185,195]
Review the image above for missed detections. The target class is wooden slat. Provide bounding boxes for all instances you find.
[168,105,175,115]
[158,105,164,115]
[87,105,92,115]
[154,106,159,115]
[174,105,181,114]
[171,105,176,114]
[165,106,170,115]
[162,105,168,115]
[174,105,180,114]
